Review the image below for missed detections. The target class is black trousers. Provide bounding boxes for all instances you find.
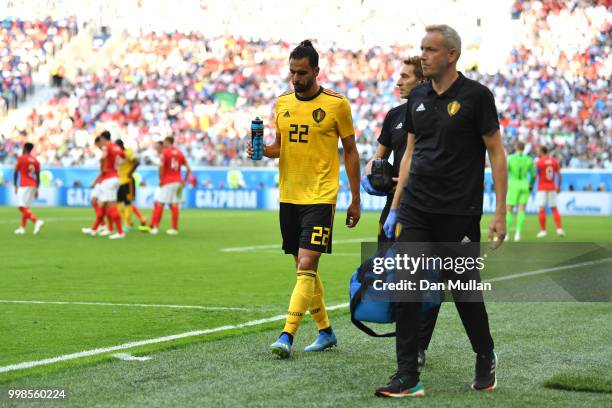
[379,196,440,352]
[395,205,494,377]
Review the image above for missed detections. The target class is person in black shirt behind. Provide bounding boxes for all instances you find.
[376,24,508,397]
[361,56,439,368]
[362,56,423,243]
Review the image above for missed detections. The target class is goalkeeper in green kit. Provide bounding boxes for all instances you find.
[506,141,535,241]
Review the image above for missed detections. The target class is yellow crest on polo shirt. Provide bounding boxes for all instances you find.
[447,100,461,116]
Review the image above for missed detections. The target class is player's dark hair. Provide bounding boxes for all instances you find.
[115,139,125,149]
[100,130,111,141]
[23,142,34,153]
[540,145,548,154]
[94,136,101,144]
[516,141,525,151]
[165,136,175,145]
[290,40,319,68]
[403,56,424,80]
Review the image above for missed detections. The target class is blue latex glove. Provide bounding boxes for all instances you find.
[360,175,386,196]
[383,209,398,239]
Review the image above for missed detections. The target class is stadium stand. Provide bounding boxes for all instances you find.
[0,16,78,115]
[0,1,609,169]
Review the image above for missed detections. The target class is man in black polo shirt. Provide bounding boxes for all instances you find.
[375,24,508,397]
[362,56,439,367]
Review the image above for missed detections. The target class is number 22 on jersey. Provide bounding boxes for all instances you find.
[288,124,309,143]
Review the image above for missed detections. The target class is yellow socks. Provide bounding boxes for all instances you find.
[282,270,316,336]
[117,203,126,226]
[124,204,133,226]
[309,273,330,331]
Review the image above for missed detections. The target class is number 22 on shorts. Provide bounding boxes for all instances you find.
[311,226,330,246]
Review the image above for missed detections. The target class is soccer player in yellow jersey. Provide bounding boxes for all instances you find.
[116,139,147,229]
[248,40,361,358]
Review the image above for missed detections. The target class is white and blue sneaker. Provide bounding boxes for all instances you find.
[304,329,337,352]
[270,333,292,359]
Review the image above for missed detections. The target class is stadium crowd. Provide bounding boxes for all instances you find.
[0,16,78,115]
[485,0,611,168]
[0,1,609,169]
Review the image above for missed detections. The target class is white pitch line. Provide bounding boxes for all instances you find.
[220,238,369,252]
[485,257,612,283]
[0,300,249,312]
[112,353,152,362]
[0,303,349,374]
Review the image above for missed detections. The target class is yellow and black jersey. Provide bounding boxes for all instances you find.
[118,148,137,185]
[276,87,354,204]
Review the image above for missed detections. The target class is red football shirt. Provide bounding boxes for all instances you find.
[100,142,125,180]
[536,156,560,191]
[160,147,186,186]
[16,154,40,187]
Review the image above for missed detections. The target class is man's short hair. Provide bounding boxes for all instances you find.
[516,141,525,151]
[164,136,174,145]
[99,130,111,141]
[115,139,125,149]
[403,56,424,80]
[23,142,34,153]
[425,24,462,58]
[94,136,101,144]
[289,39,319,69]
[540,145,549,154]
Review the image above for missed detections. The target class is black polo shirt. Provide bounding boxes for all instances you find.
[401,72,499,216]
[377,103,408,178]
[378,103,407,209]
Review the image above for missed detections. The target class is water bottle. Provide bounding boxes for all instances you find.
[251,116,264,160]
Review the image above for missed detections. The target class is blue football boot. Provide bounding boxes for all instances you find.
[304,329,337,352]
[270,333,292,358]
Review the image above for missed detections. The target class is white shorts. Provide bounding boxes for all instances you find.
[158,182,182,204]
[91,183,102,201]
[154,187,161,203]
[17,187,36,207]
[535,191,558,208]
[99,177,120,203]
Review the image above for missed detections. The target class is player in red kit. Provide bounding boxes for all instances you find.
[82,136,113,236]
[149,136,191,235]
[13,143,44,235]
[535,146,564,238]
[83,130,126,239]
[138,141,163,233]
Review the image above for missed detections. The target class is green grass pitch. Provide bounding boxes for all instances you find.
[0,207,610,406]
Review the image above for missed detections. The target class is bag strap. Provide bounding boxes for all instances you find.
[349,278,396,338]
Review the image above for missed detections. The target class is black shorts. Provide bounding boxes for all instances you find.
[280,203,335,256]
[117,179,136,204]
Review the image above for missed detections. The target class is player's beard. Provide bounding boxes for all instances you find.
[293,77,314,93]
